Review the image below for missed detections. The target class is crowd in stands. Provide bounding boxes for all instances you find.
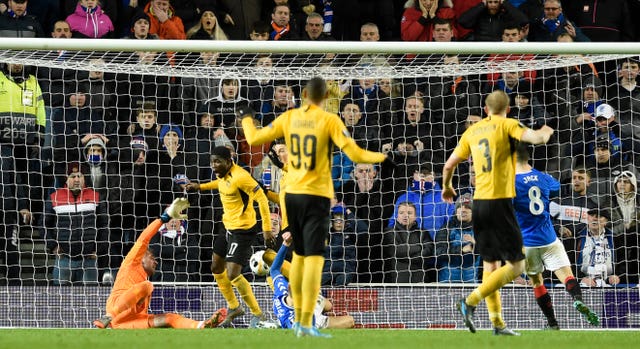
[0,0,639,287]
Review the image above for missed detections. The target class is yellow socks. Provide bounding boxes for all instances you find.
[290,253,305,323]
[213,270,240,309]
[300,255,324,328]
[231,274,261,316]
[483,271,505,329]
[466,265,519,307]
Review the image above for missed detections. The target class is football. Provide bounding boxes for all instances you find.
[249,250,270,276]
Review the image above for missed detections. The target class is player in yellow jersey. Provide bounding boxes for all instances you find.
[237,77,393,337]
[441,90,554,335]
[186,146,275,328]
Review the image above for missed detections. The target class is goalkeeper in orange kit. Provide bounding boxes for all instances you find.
[93,198,227,329]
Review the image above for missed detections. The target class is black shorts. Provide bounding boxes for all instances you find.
[212,225,259,265]
[472,198,525,262]
[284,193,330,256]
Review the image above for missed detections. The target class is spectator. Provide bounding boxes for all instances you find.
[339,98,380,152]
[116,50,171,125]
[43,162,108,285]
[0,0,45,37]
[564,0,634,42]
[37,19,72,195]
[106,137,151,272]
[286,12,335,66]
[149,217,200,282]
[400,0,455,42]
[299,11,333,40]
[65,0,114,38]
[539,46,599,143]
[337,162,395,283]
[351,23,392,67]
[331,146,355,190]
[551,166,599,268]
[346,77,392,131]
[377,77,403,117]
[248,20,270,40]
[321,78,350,115]
[86,57,117,140]
[176,51,222,130]
[607,58,640,141]
[156,124,197,207]
[577,209,620,287]
[126,11,157,39]
[425,55,480,142]
[432,17,456,41]
[219,0,261,40]
[143,0,186,40]
[269,3,298,40]
[388,164,454,239]
[202,78,248,142]
[383,201,435,283]
[185,104,233,153]
[259,80,297,127]
[246,54,274,112]
[435,193,480,283]
[51,73,111,178]
[321,205,359,286]
[485,25,537,84]
[186,7,229,40]
[450,0,481,40]
[458,0,528,41]
[0,62,45,277]
[386,95,445,185]
[235,117,270,171]
[125,101,160,150]
[583,136,639,190]
[508,84,555,172]
[82,137,108,197]
[528,0,589,42]
[507,83,546,131]
[572,103,629,167]
[610,171,640,236]
[609,171,640,284]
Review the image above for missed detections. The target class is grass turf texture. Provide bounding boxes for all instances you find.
[1,329,638,349]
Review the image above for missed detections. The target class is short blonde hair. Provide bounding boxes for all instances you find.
[485,90,510,114]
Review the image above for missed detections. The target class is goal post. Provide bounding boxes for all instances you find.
[0,38,639,329]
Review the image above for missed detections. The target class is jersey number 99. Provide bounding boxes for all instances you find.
[290,134,317,170]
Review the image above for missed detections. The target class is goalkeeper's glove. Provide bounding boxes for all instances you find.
[236,102,256,120]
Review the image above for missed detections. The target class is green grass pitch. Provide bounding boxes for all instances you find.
[1,329,638,349]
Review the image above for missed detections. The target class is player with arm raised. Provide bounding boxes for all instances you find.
[238,76,392,337]
[92,198,226,329]
[442,90,554,335]
[186,146,274,328]
[514,144,600,329]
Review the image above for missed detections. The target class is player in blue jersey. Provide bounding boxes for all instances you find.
[514,144,600,329]
[270,232,354,330]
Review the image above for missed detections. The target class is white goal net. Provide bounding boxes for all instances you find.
[0,39,639,329]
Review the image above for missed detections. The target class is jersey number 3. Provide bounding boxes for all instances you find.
[478,138,492,172]
[290,134,317,170]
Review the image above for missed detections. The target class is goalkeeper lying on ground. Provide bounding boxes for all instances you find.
[93,198,226,329]
[268,232,354,330]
